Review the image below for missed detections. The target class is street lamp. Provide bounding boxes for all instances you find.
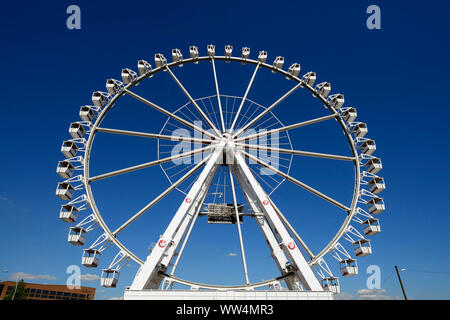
[394,265,407,300]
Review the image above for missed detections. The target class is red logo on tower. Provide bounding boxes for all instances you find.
[158,240,167,248]
[288,242,296,250]
[262,200,269,205]
[185,198,192,203]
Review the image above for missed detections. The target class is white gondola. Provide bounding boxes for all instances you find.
[68,227,87,246]
[272,56,284,72]
[340,259,358,276]
[189,46,199,63]
[172,49,183,66]
[321,277,340,294]
[79,106,95,122]
[368,176,385,194]
[82,249,101,267]
[328,94,345,109]
[225,45,233,61]
[56,182,75,200]
[315,82,331,98]
[69,122,85,139]
[360,139,376,155]
[207,44,215,57]
[287,63,300,78]
[302,71,316,86]
[59,204,79,223]
[362,218,381,236]
[258,51,267,63]
[121,68,137,84]
[365,157,382,174]
[353,239,372,257]
[367,197,385,214]
[352,123,368,138]
[106,79,121,95]
[101,269,119,288]
[92,91,108,108]
[342,107,357,123]
[241,47,250,60]
[61,141,78,158]
[137,60,152,76]
[57,161,75,179]
[154,53,167,68]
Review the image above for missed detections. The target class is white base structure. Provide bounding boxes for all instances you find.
[123,289,333,300]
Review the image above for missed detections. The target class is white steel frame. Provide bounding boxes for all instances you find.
[56,45,385,299]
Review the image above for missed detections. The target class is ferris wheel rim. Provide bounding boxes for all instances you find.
[69,50,370,290]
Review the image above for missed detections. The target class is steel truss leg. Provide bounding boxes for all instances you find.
[230,150,323,291]
[129,147,223,290]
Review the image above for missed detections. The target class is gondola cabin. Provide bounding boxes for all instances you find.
[368,177,385,194]
[360,139,376,155]
[352,123,368,138]
[321,277,340,294]
[367,197,385,214]
[82,249,101,268]
[342,108,357,123]
[61,141,78,158]
[362,218,381,236]
[340,259,358,276]
[365,157,382,174]
[101,269,119,288]
[79,106,95,122]
[69,122,85,139]
[57,161,75,179]
[353,239,372,257]
[59,204,79,223]
[68,227,87,246]
[56,182,75,201]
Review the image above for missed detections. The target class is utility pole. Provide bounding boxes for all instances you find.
[395,265,407,300]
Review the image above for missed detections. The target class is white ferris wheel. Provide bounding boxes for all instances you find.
[56,44,385,300]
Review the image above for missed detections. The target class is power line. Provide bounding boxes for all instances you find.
[405,269,450,274]
[382,269,395,286]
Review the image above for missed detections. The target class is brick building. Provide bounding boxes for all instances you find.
[0,281,95,300]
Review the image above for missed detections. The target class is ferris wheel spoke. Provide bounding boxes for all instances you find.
[228,167,250,285]
[165,67,221,136]
[169,203,202,276]
[229,63,261,132]
[233,82,303,138]
[236,143,355,161]
[112,153,212,236]
[268,198,315,259]
[124,89,217,140]
[241,150,351,212]
[96,127,214,144]
[235,113,338,143]
[211,58,226,132]
[89,145,212,182]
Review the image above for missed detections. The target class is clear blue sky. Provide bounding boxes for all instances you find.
[0,0,449,300]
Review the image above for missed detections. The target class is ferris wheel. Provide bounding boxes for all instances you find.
[56,44,385,300]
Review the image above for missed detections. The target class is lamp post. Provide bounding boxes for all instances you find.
[394,265,407,300]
